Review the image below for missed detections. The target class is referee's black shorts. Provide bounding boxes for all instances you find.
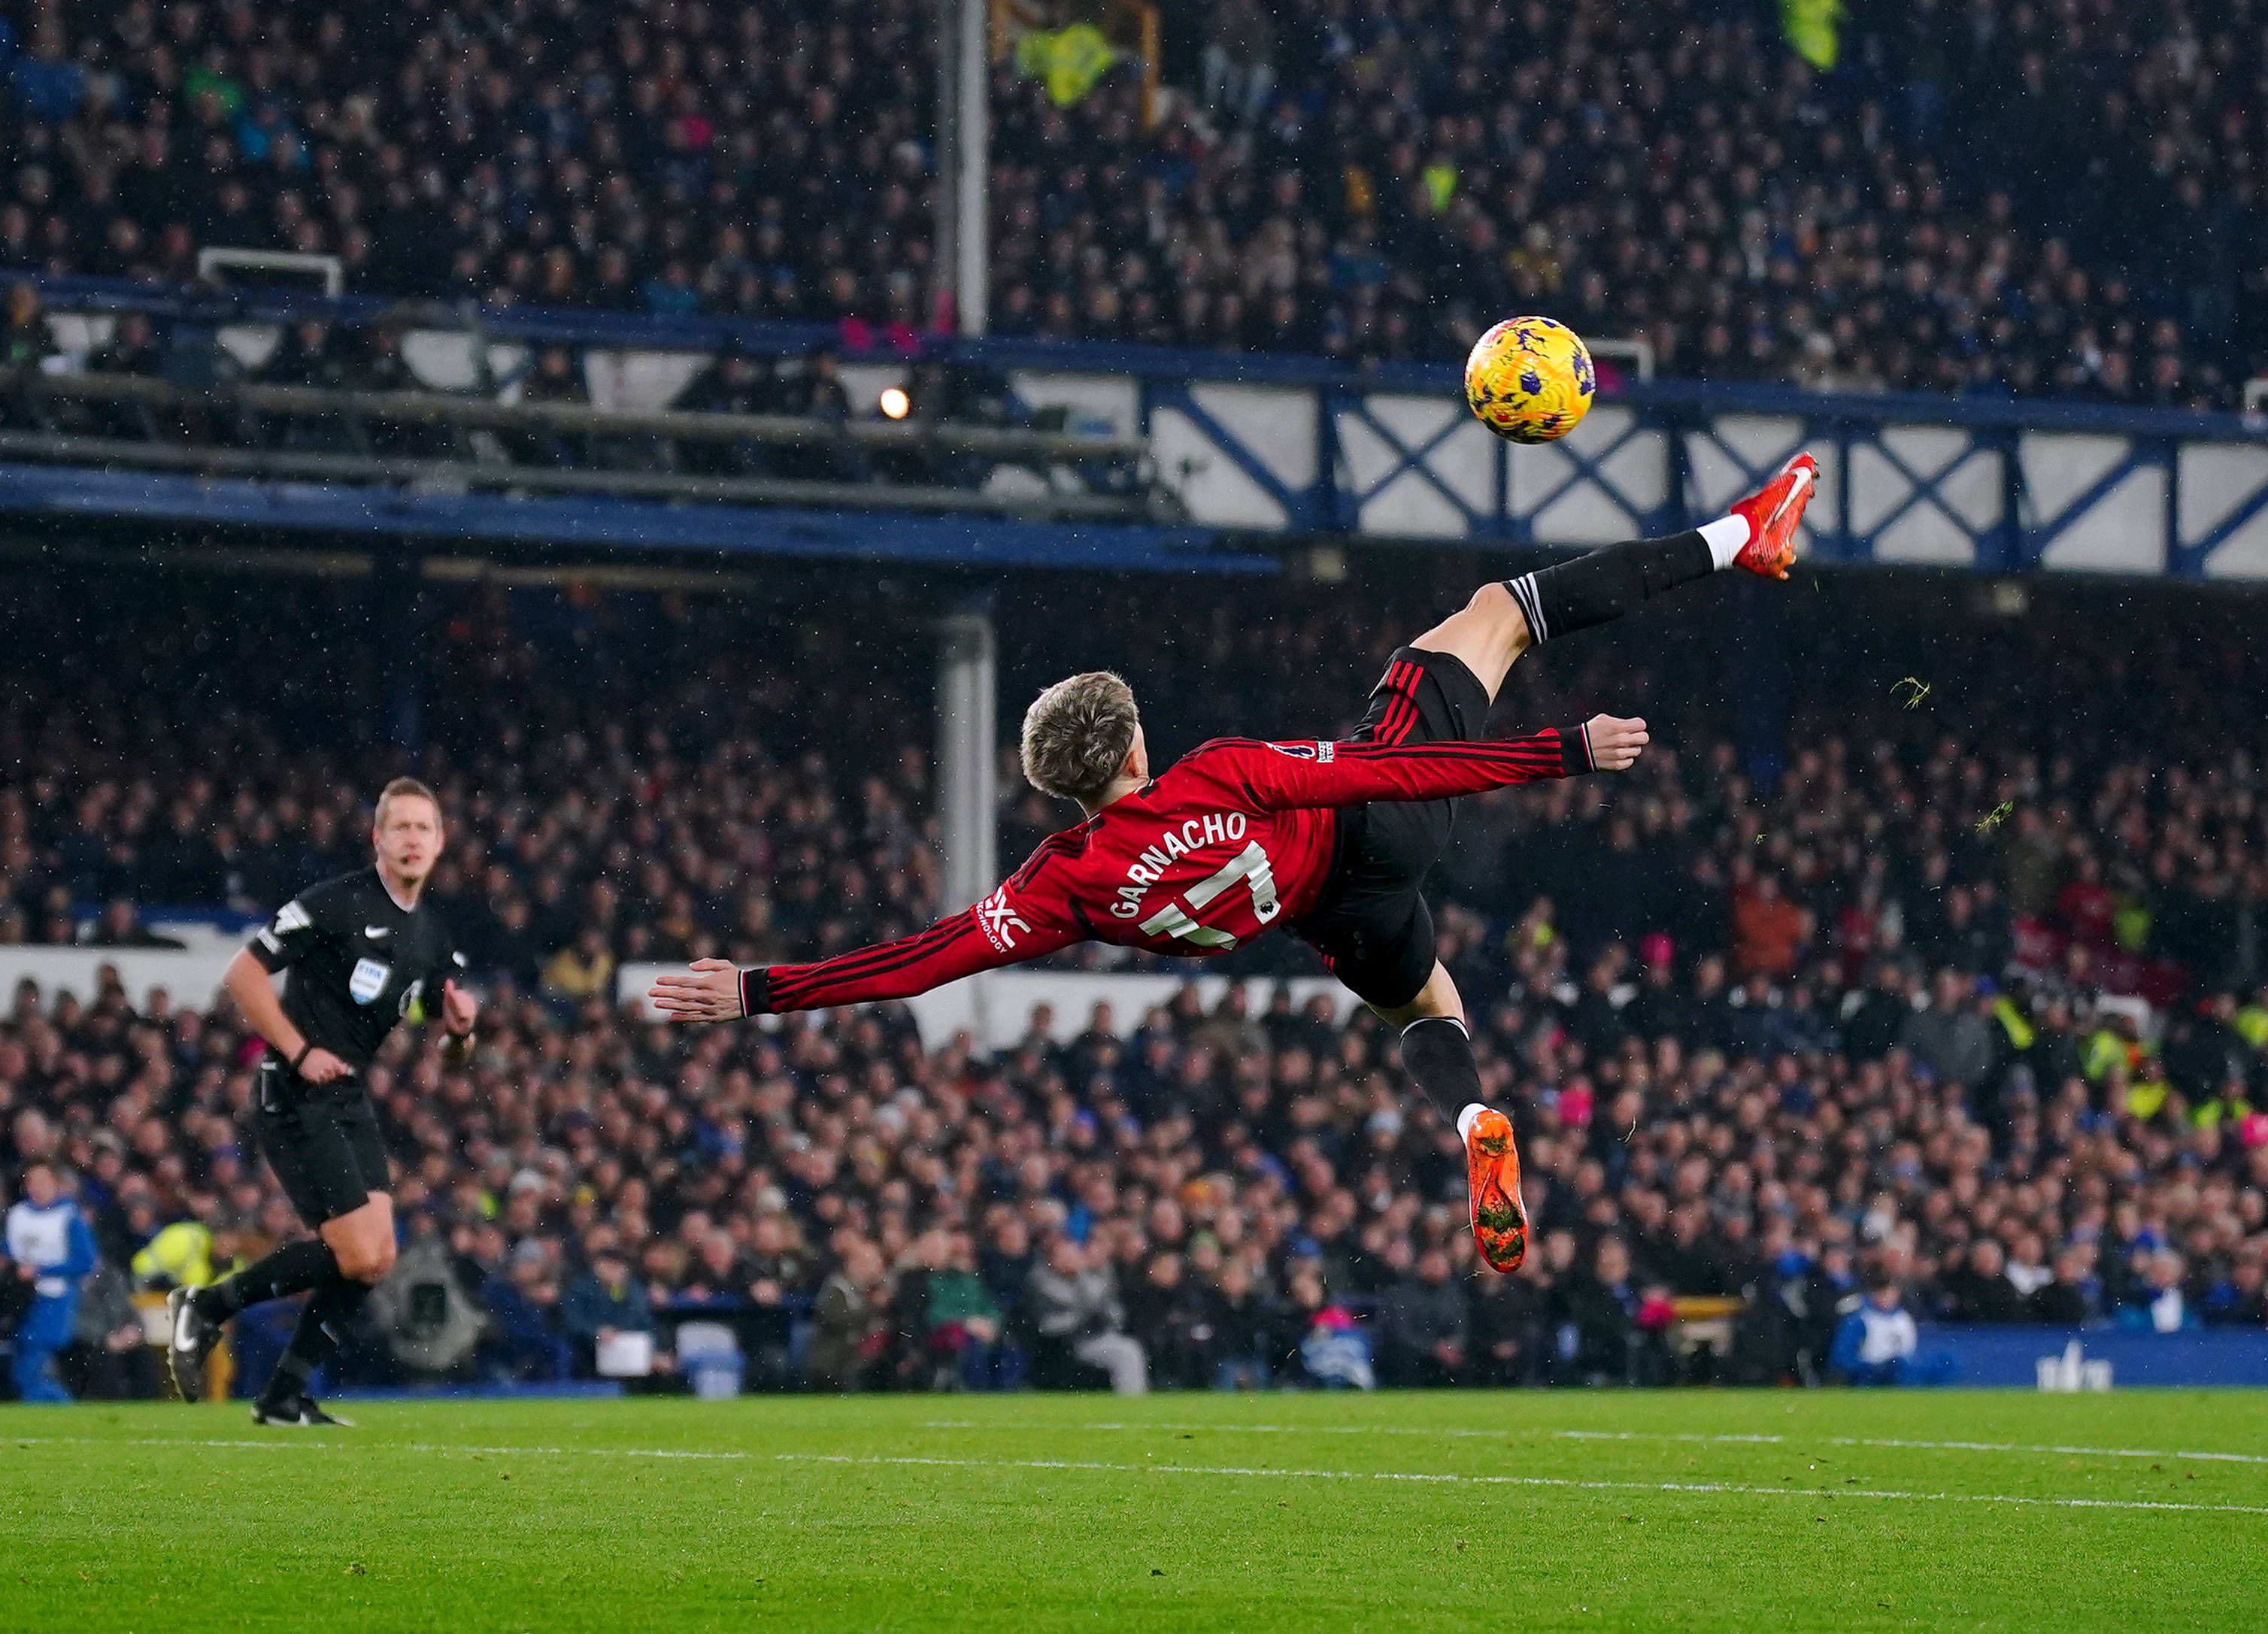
[253,1060,390,1226]
[1293,644,1492,1011]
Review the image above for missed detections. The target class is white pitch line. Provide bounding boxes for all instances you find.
[923,1420,2268,1469]
[782,1451,2268,1517]
[12,1434,2263,1518]
[1560,1429,2268,1467]
[5,1434,754,1462]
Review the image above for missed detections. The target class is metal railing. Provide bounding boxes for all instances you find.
[8,271,2268,578]
[0,367,1172,525]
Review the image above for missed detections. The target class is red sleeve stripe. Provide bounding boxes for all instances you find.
[1336,739,1562,768]
[764,914,978,1004]
[766,924,971,1004]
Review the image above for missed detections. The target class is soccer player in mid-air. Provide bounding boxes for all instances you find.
[655,454,1818,1272]
[166,778,478,1423]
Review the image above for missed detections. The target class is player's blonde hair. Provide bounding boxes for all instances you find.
[374,775,441,829]
[1020,671,1139,806]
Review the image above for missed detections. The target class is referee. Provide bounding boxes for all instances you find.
[167,777,478,1425]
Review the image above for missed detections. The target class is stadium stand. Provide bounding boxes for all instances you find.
[3,0,2263,401]
[3,561,2265,1396]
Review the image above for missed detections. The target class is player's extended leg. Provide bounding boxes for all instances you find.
[1374,962,1529,1274]
[1408,452,1818,704]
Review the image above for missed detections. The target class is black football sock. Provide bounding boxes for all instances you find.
[194,1238,339,1320]
[1504,529,1718,644]
[1400,1015,1486,1124]
[261,1272,374,1403]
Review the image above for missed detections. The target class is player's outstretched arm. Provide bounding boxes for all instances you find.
[649,893,1082,1021]
[647,958,757,1023]
[1212,714,1647,811]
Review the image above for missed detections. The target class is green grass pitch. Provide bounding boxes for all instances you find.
[4,1390,2265,1631]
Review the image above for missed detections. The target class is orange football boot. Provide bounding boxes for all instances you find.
[1727,451,1818,579]
[1459,1103,1528,1272]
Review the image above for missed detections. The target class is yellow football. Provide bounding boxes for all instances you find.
[1464,317,1596,444]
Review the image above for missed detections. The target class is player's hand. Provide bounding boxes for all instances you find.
[441,978,480,1036]
[648,958,745,1023]
[296,1045,351,1084]
[1586,714,1649,772]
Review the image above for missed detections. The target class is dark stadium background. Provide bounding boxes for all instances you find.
[3,0,2267,1408]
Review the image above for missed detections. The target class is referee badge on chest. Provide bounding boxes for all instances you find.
[349,956,392,1005]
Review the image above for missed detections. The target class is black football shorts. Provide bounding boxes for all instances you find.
[253,1060,391,1226]
[1294,644,1492,1010]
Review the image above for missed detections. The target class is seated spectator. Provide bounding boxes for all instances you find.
[1939,1239,2026,1323]
[1279,1267,1375,1390]
[59,1256,160,1401]
[1,280,52,371]
[0,280,59,429]
[807,1238,893,1393]
[912,1229,1004,1392]
[562,1244,657,1380]
[1469,1262,1545,1387]
[2027,1247,2101,1326]
[1124,1251,1208,1390]
[84,311,161,377]
[1379,1245,1470,1388]
[738,1213,815,1393]
[2201,1250,2267,1328]
[541,929,616,1007]
[480,1244,574,1383]
[81,899,183,949]
[2117,1250,2200,1335]
[1900,971,2000,1089]
[1202,1258,1273,1391]
[1022,1235,1146,1396]
[1550,1237,1648,1387]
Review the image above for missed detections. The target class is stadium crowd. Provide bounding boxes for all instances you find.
[2,0,2263,403]
[3,563,2266,1399]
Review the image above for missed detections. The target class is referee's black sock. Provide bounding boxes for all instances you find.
[1400,1015,1485,1125]
[193,1238,338,1320]
[1503,522,1742,644]
[262,1273,374,1405]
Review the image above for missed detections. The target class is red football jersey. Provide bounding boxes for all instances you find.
[742,726,1593,1015]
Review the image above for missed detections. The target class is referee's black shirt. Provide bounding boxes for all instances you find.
[247,866,465,1069]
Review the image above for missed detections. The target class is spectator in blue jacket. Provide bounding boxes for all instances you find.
[6,1163,97,1402]
[479,1246,574,1384]
[2116,1250,2202,1334]
[561,1246,655,1378]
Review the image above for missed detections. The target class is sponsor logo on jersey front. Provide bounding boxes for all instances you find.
[977,889,1029,952]
[349,957,392,1005]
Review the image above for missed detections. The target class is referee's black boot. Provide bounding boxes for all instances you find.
[165,1287,219,1402]
[252,1391,356,1428]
